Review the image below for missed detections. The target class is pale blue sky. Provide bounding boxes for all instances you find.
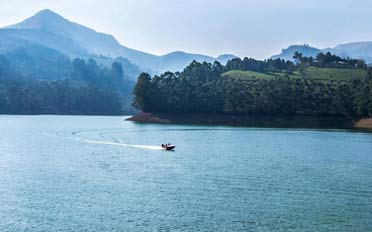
[0,0,371,59]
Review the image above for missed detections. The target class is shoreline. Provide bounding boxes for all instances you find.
[126,112,372,130]
[354,118,372,129]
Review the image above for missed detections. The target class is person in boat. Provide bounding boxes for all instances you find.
[161,143,176,150]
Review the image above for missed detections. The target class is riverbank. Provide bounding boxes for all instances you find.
[125,112,370,129]
[355,118,372,129]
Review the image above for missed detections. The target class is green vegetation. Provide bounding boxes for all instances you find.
[222,70,275,80]
[133,52,372,119]
[223,67,368,82]
[303,67,367,81]
[0,80,122,115]
[0,55,129,115]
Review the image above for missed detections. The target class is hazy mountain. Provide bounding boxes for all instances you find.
[4,9,154,65]
[158,51,236,72]
[326,42,372,63]
[0,29,74,79]
[2,9,235,74]
[271,45,321,61]
[216,54,238,64]
[5,44,72,79]
[271,43,372,64]
[0,28,88,57]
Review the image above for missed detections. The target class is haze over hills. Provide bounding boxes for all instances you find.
[1,9,236,75]
[328,42,372,63]
[271,45,321,61]
[2,8,372,79]
[272,43,372,64]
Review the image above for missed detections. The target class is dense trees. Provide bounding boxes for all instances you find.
[133,72,152,111]
[2,49,371,117]
[225,57,294,73]
[0,80,122,115]
[294,51,367,69]
[0,56,128,115]
[70,58,128,91]
[133,56,372,119]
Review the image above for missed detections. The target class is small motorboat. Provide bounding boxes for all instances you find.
[161,144,176,151]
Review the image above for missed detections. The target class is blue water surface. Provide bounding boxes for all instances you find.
[0,116,371,231]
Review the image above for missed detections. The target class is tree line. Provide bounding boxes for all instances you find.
[133,54,372,118]
[0,80,122,115]
[293,51,367,69]
[0,55,128,115]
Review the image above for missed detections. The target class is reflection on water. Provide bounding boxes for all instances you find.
[0,115,372,231]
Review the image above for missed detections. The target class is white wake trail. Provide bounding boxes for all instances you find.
[85,140,163,150]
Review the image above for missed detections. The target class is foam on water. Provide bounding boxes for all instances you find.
[85,139,163,150]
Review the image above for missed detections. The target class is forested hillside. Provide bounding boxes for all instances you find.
[133,52,372,119]
[0,55,133,115]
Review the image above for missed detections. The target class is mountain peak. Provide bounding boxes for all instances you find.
[1,9,238,73]
[33,9,63,19]
[5,9,68,30]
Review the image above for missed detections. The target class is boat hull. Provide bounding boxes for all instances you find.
[162,145,176,151]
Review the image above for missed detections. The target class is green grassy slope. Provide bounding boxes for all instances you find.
[222,67,368,82]
[222,70,274,80]
[303,67,367,81]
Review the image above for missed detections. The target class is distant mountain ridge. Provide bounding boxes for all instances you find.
[3,9,372,77]
[271,45,321,61]
[327,42,372,63]
[2,9,236,74]
[272,43,372,64]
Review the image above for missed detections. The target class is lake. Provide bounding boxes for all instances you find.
[0,115,371,231]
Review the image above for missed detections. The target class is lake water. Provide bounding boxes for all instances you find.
[0,116,371,231]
